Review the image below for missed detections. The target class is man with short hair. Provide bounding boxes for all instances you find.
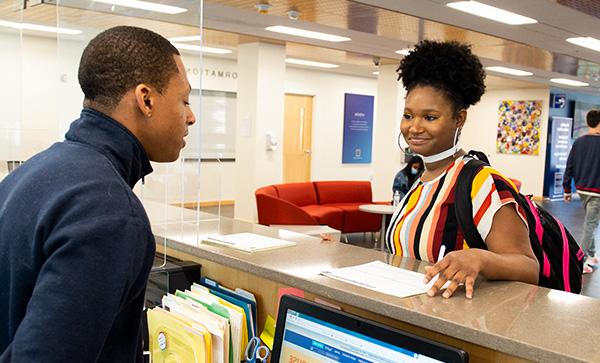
[564,109,600,274]
[0,26,195,362]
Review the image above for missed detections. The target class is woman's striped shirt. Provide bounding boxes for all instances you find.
[385,155,526,262]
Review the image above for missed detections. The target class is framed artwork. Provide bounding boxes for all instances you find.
[496,100,542,155]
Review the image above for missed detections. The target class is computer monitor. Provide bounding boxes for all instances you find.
[271,295,468,363]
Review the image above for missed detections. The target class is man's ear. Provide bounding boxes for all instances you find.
[134,83,153,117]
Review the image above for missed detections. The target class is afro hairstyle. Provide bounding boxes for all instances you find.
[397,40,486,112]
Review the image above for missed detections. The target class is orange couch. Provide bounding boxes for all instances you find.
[255,181,383,233]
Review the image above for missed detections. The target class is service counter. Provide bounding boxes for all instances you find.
[145,202,600,363]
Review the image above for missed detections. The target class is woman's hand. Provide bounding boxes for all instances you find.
[423,249,486,299]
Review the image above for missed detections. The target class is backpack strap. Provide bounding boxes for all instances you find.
[454,157,489,249]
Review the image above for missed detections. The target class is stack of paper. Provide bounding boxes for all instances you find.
[321,260,449,298]
[202,232,296,252]
[147,277,259,363]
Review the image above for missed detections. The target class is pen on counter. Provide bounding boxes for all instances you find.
[437,244,446,263]
[424,244,446,285]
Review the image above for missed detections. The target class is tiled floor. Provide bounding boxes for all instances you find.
[198,200,600,298]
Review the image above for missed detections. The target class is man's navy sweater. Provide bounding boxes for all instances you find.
[563,134,600,195]
[0,109,156,362]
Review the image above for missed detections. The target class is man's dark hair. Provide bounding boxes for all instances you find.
[78,26,180,110]
[586,110,600,128]
[397,40,486,113]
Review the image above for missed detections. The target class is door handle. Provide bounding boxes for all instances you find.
[304,149,312,155]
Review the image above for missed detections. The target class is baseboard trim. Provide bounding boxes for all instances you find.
[173,200,235,209]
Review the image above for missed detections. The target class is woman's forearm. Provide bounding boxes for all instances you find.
[478,249,539,285]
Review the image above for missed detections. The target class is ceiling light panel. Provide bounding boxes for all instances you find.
[0,20,81,35]
[265,25,350,42]
[93,0,187,14]
[171,43,232,54]
[285,58,339,68]
[550,78,589,87]
[395,48,412,56]
[168,35,202,42]
[485,66,533,76]
[566,37,600,52]
[446,1,537,25]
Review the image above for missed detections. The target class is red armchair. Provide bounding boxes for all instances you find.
[255,181,382,233]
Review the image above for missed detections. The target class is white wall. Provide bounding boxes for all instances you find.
[285,68,379,182]
[463,88,551,196]
[1,33,551,206]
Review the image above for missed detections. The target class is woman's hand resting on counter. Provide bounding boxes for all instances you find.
[423,249,484,299]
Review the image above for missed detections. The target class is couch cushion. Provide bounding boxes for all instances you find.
[313,181,373,204]
[301,204,344,231]
[255,185,278,197]
[273,182,318,207]
[323,203,381,233]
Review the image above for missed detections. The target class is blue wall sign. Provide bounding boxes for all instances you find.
[546,116,573,200]
[552,94,566,109]
[342,93,374,164]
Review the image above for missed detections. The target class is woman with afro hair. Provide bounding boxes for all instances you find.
[386,40,539,299]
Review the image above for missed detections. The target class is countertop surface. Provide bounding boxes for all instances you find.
[145,201,600,363]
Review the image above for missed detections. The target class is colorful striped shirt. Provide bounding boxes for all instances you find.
[385,155,526,262]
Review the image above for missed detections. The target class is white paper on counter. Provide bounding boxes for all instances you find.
[202,232,296,252]
[321,260,449,298]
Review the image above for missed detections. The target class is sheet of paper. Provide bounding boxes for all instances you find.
[321,260,449,298]
[202,232,296,252]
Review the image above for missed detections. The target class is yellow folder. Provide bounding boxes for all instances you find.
[147,307,211,363]
[163,294,229,363]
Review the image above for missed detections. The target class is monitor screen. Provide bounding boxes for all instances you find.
[271,295,468,363]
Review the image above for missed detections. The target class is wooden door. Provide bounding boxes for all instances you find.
[283,94,313,183]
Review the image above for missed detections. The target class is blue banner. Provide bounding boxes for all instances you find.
[342,93,374,163]
[547,116,573,200]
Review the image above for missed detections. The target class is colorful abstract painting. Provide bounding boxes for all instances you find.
[496,100,542,155]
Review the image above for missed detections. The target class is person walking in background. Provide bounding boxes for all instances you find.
[392,155,424,200]
[563,110,600,274]
[0,26,196,362]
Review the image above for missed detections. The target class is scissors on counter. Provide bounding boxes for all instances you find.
[244,336,270,363]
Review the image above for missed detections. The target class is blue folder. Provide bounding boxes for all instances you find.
[200,277,258,337]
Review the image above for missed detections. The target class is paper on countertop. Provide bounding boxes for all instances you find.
[202,232,296,252]
[321,260,449,298]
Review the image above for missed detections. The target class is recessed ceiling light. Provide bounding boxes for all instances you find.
[372,71,379,75]
[446,1,537,25]
[550,78,589,87]
[285,58,339,68]
[0,20,81,35]
[171,43,232,54]
[485,66,533,76]
[265,25,350,42]
[566,37,600,52]
[93,0,187,14]
[168,35,202,42]
[395,48,412,56]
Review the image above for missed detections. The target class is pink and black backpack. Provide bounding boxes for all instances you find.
[454,151,584,293]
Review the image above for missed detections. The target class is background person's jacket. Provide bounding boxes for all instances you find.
[0,108,156,362]
[563,134,600,196]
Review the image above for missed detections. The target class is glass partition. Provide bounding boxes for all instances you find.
[0,0,227,299]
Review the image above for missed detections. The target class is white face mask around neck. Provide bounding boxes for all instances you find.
[399,127,461,164]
